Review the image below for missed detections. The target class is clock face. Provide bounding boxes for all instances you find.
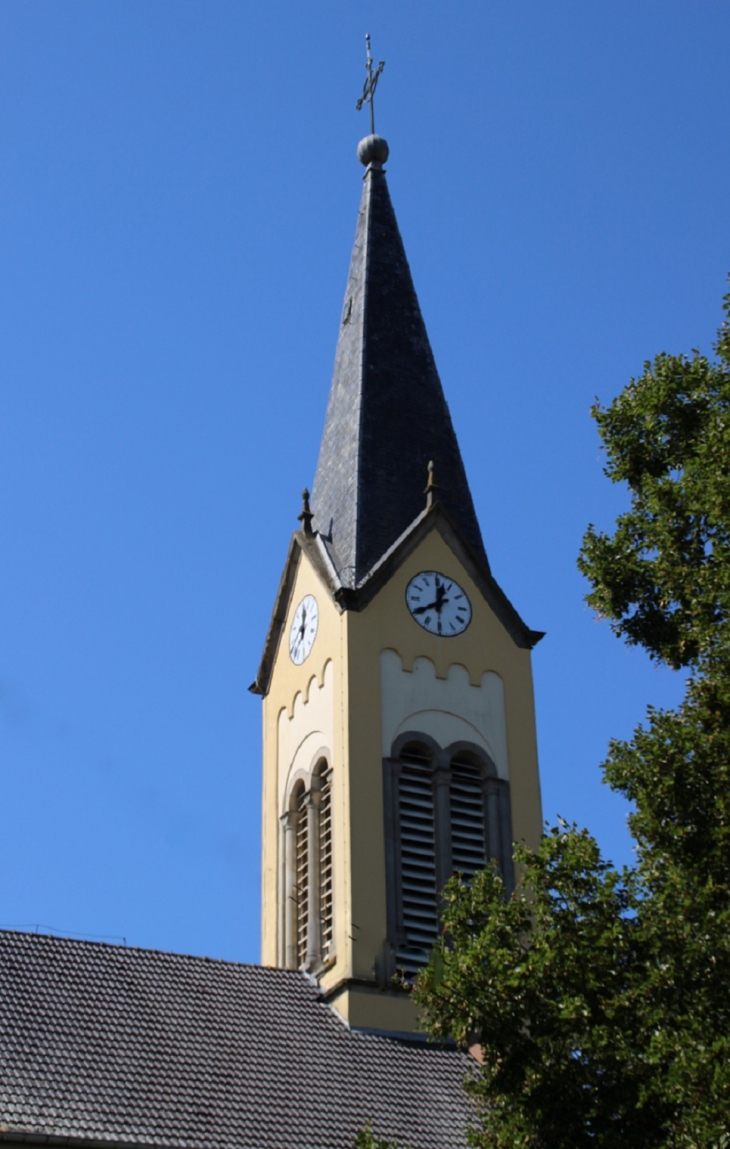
[405,571,472,637]
[289,594,319,665]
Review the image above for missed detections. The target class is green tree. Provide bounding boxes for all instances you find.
[353,1123,403,1149]
[415,287,730,1149]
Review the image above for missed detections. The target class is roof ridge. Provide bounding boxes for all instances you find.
[0,928,315,978]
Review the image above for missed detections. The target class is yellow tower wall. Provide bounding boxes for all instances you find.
[260,525,542,1034]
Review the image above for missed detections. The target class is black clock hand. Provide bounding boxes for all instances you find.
[412,600,440,615]
[413,596,450,616]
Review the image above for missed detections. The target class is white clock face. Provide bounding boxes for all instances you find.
[289,594,319,665]
[405,571,472,636]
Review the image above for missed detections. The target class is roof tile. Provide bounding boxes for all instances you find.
[0,932,472,1149]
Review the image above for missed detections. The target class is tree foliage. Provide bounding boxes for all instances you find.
[578,289,730,670]
[353,1123,403,1149]
[415,287,730,1148]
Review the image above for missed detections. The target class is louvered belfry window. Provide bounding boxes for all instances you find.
[389,738,511,978]
[318,769,334,962]
[450,753,487,879]
[284,763,335,973]
[396,745,440,977]
[294,788,309,970]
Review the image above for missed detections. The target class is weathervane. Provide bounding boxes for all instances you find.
[355,34,385,136]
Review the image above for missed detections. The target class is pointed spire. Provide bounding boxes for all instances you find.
[310,140,486,586]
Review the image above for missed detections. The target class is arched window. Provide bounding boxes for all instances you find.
[318,764,334,964]
[282,760,334,973]
[450,751,487,880]
[293,783,309,970]
[384,737,513,978]
[397,743,439,977]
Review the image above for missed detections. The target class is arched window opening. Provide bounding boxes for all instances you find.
[396,744,439,978]
[282,760,335,974]
[450,752,486,880]
[386,738,512,979]
[317,764,334,964]
[293,784,309,970]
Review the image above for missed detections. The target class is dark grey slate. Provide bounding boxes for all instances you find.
[311,161,486,588]
[0,930,473,1149]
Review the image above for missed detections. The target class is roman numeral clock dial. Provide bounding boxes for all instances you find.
[289,594,319,665]
[405,571,472,636]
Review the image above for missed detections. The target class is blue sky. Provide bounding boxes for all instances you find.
[1,1,729,962]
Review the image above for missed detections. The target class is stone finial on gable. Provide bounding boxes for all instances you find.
[298,488,314,536]
[424,460,439,510]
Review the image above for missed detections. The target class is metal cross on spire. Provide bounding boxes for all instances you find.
[355,34,385,136]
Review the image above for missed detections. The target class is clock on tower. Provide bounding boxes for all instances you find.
[251,131,543,1036]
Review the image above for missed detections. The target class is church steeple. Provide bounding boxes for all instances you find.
[311,135,487,587]
[256,121,543,1039]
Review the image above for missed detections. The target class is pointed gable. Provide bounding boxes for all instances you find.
[311,139,486,587]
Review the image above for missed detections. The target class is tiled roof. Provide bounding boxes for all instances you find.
[310,157,486,588]
[0,931,473,1149]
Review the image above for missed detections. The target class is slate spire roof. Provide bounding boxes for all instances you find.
[311,136,487,587]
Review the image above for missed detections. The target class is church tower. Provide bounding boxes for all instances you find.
[251,130,543,1036]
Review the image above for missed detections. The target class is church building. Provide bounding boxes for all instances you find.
[0,125,543,1149]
